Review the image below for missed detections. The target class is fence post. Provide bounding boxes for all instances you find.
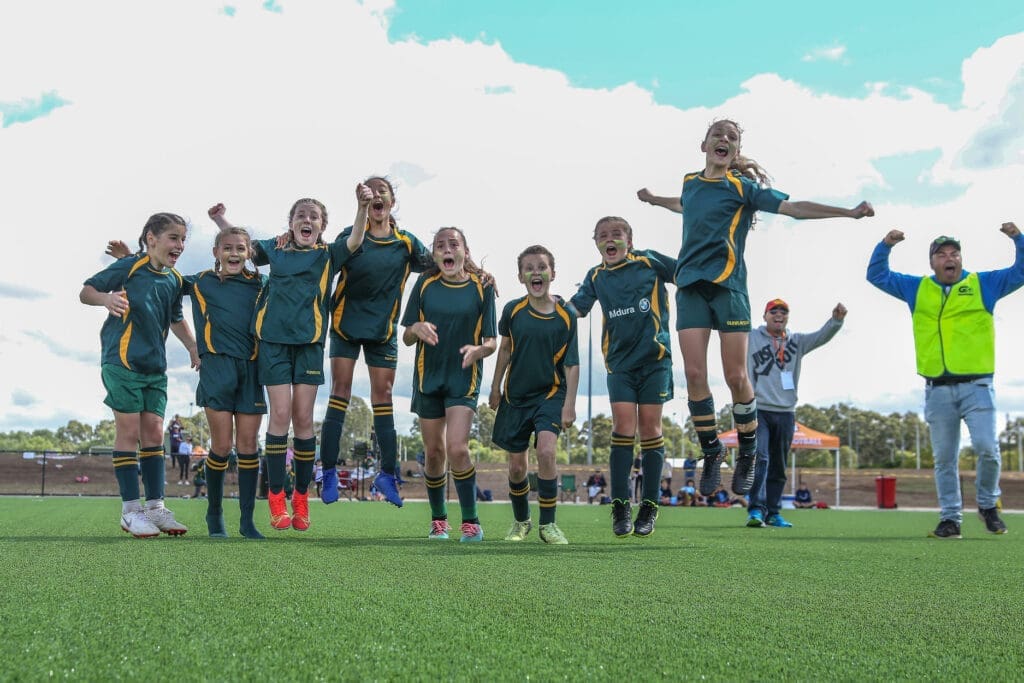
[41,451,46,497]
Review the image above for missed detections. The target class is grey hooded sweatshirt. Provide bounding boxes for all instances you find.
[747,317,843,412]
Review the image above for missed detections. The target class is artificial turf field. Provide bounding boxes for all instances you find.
[0,497,1021,681]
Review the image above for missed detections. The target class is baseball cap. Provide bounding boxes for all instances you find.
[929,236,961,256]
[764,298,789,314]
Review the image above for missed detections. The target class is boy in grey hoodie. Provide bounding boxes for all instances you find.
[745,298,846,527]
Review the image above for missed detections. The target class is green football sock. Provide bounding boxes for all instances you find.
[292,437,316,494]
[451,466,478,522]
[508,477,531,522]
[139,445,165,501]
[425,472,448,519]
[265,433,288,494]
[205,451,229,516]
[537,476,558,525]
[112,451,140,502]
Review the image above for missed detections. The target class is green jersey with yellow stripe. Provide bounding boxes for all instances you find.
[677,170,788,292]
[184,270,265,361]
[498,296,579,407]
[401,272,497,399]
[84,254,185,374]
[252,237,353,345]
[570,250,675,373]
[331,225,432,343]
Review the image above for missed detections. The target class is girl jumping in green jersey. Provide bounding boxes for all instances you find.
[638,119,873,499]
[319,176,433,509]
[208,190,365,533]
[81,213,199,538]
[402,227,497,542]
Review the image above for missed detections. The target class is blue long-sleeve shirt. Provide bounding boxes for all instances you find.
[866,234,1024,313]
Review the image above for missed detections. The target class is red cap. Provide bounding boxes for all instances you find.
[764,298,789,314]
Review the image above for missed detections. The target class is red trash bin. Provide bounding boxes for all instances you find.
[875,476,897,509]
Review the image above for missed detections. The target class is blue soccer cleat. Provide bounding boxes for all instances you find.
[374,471,404,508]
[320,467,339,504]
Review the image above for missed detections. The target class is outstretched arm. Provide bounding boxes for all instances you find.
[637,188,682,214]
[778,200,874,220]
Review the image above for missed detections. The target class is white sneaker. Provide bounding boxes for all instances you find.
[121,510,160,538]
[144,506,188,536]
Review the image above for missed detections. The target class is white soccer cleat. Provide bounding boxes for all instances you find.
[144,506,189,536]
[120,510,160,538]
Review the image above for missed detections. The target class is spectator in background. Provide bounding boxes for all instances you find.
[659,478,674,506]
[191,457,207,499]
[586,470,607,504]
[678,478,700,507]
[710,484,746,508]
[793,482,815,509]
[168,415,183,459]
[661,457,674,490]
[177,436,193,485]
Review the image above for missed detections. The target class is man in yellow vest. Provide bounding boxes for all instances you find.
[867,222,1023,539]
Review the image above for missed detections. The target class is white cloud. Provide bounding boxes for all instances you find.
[1,3,1023,438]
[801,45,848,63]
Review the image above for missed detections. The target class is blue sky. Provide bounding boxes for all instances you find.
[388,1,1024,108]
[1,1,1023,435]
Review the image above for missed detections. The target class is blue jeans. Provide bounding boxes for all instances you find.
[749,410,795,516]
[924,379,1000,523]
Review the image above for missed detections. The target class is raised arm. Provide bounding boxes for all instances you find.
[637,187,682,214]
[207,203,235,231]
[105,240,133,259]
[347,183,372,253]
[778,200,874,220]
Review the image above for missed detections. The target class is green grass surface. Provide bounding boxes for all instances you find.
[1,497,1021,681]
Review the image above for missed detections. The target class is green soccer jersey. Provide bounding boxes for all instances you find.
[251,236,353,345]
[676,170,788,292]
[498,296,579,406]
[401,272,497,398]
[570,250,675,373]
[185,270,266,360]
[331,225,432,343]
[83,254,185,374]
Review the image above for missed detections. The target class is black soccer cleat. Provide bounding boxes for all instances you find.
[731,453,756,495]
[611,499,633,537]
[632,501,659,537]
[699,445,725,497]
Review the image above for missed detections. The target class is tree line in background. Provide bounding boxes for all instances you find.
[4,399,1024,471]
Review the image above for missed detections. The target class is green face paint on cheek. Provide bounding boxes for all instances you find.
[614,239,628,251]
[525,271,551,282]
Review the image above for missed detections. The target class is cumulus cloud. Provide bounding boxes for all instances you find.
[0,2,1022,434]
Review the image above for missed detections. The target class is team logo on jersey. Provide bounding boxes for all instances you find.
[639,297,651,313]
[956,284,974,296]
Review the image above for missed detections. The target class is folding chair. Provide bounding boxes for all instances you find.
[559,473,577,502]
[338,469,356,501]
